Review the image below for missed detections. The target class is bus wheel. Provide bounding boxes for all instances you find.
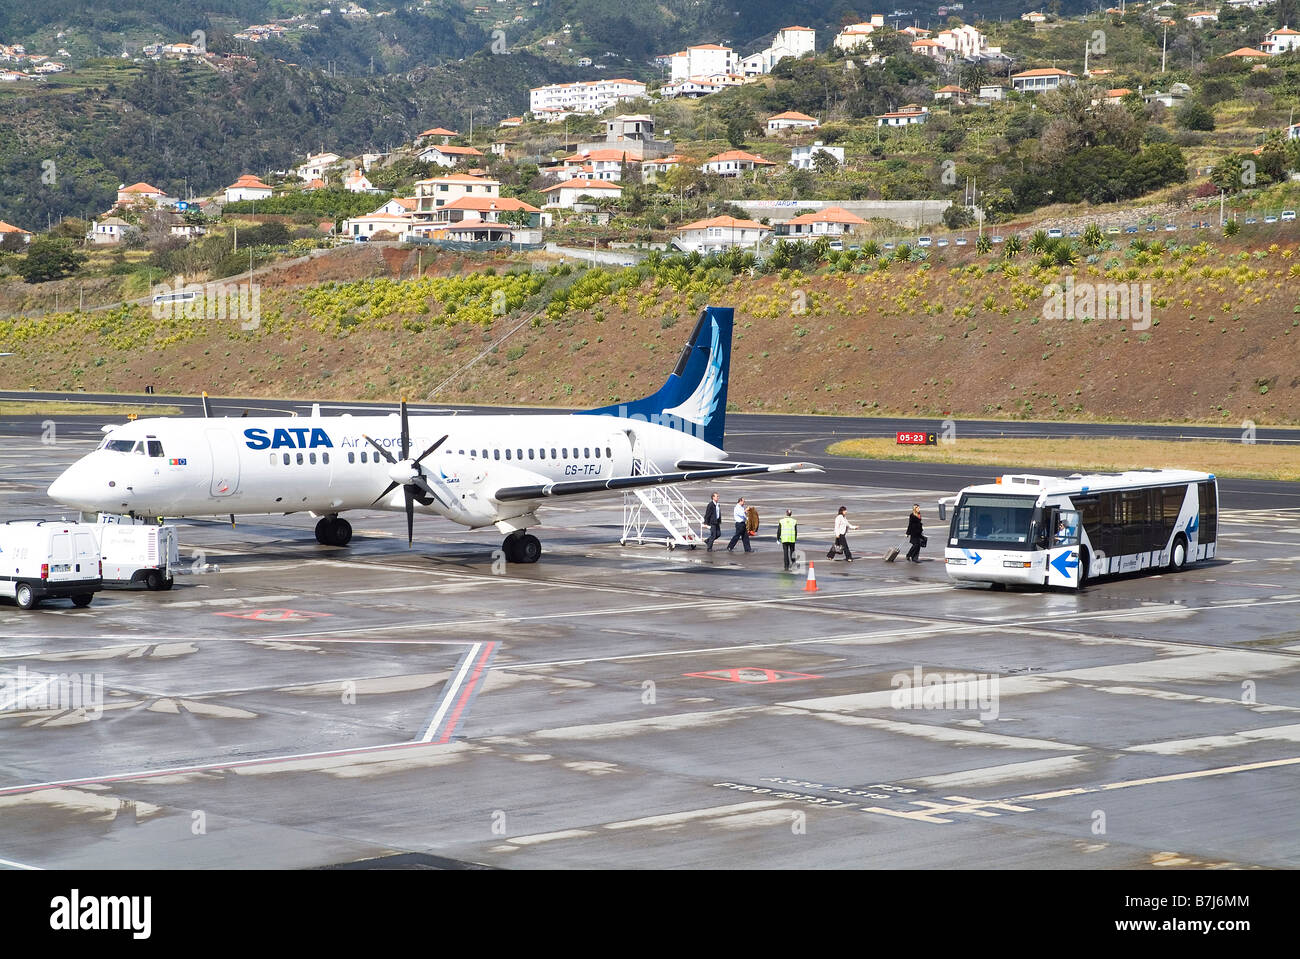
[1077,548,1090,588]
[1168,535,1188,571]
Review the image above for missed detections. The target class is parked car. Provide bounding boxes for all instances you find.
[1123,224,1138,234]
[990,235,1004,244]
[1145,224,1158,232]
[1047,228,1063,239]
[1106,226,1121,235]
[883,241,896,250]
[1264,214,1278,224]
[936,237,949,247]
[916,236,932,247]
[1067,229,1081,238]
[1245,217,1258,225]
[1282,210,1296,221]
[1164,223,1177,231]
[955,237,968,246]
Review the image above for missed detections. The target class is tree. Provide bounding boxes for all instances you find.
[976,234,992,254]
[1176,100,1215,132]
[1004,235,1024,258]
[812,149,840,176]
[1081,224,1104,248]
[943,204,974,230]
[17,237,86,283]
[725,117,751,149]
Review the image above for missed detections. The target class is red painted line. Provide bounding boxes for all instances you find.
[435,641,497,745]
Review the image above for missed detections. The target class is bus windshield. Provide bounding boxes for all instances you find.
[952,494,1037,545]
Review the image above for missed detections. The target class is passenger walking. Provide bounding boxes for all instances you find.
[906,504,925,563]
[703,492,722,551]
[778,509,798,570]
[727,496,752,552]
[828,506,857,562]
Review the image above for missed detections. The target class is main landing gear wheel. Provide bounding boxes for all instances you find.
[315,516,353,547]
[503,531,542,564]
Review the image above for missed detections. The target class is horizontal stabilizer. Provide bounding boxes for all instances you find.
[494,461,822,503]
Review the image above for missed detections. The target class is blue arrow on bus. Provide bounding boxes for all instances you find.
[1051,551,1079,578]
[1186,514,1199,534]
[963,549,982,565]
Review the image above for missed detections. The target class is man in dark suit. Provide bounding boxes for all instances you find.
[703,492,722,551]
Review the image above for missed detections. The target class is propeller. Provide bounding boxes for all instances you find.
[362,398,449,548]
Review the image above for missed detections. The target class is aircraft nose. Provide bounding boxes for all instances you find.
[48,459,105,509]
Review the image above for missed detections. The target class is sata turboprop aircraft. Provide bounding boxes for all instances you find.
[47,306,820,562]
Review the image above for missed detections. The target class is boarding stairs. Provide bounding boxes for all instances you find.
[619,453,705,549]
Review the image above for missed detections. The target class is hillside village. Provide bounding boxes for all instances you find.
[3,1,1300,287]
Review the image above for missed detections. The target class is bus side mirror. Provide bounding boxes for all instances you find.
[938,502,947,521]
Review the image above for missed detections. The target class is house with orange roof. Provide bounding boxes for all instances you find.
[296,152,341,182]
[1222,47,1271,60]
[1261,26,1300,55]
[429,195,542,228]
[674,215,770,253]
[561,148,639,181]
[739,25,816,76]
[418,143,485,167]
[911,38,949,61]
[1010,67,1077,92]
[498,116,523,127]
[343,169,377,193]
[371,197,418,217]
[835,17,886,52]
[340,211,415,241]
[224,174,273,203]
[539,177,622,209]
[1185,10,1219,26]
[303,178,327,191]
[115,181,175,208]
[640,154,693,185]
[1103,88,1133,104]
[766,110,819,134]
[413,173,500,218]
[775,206,867,241]
[659,78,726,99]
[877,105,931,127]
[701,150,777,177]
[934,84,971,103]
[416,126,459,144]
[0,219,32,245]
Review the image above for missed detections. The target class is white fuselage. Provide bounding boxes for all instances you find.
[48,412,724,531]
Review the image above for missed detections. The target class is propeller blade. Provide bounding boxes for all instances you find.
[411,434,449,469]
[400,398,410,461]
[410,473,447,508]
[363,435,396,464]
[404,484,415,549]
[370,481,398,506]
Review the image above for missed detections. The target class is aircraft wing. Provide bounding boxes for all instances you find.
[493,461,822,503]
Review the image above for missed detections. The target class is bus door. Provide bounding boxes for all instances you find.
[1045,508,1083,588]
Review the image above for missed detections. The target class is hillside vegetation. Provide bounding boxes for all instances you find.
[2,231,1297,424]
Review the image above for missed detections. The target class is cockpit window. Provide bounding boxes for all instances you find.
[147,440,164,457]
[104,439,136,452]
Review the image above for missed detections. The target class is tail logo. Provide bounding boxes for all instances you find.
[662,317,724,427]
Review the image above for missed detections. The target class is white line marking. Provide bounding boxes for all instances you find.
[419,642,483,744]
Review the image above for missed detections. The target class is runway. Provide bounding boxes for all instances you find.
[1,421,1298,869]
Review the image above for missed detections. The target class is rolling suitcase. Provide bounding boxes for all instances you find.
[883,542,902,562]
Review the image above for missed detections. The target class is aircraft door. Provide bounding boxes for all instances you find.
[609,431,635,477]
[206,430,241,498]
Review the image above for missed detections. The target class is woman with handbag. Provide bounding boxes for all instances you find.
[905,504,925,563]
[828,506,857,562]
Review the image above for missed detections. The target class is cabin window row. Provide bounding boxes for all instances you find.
[270,452,331,465]
[269,446,616,467]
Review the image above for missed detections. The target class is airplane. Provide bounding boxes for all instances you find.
[46,306,820,562]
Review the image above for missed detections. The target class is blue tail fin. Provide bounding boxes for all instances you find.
[581,305,732,449]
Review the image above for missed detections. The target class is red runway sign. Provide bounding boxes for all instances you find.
[215,609,333,622]
[684,667,822,684]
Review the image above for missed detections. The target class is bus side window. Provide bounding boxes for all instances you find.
[1198,480,1217,543]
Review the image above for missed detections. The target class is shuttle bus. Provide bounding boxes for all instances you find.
[939,469,1218,589]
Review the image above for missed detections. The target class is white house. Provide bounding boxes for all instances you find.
[372,197,417,216]
[1261,27,1300,55]
[740,25,815,75]
[0,220,32,245]
[89,216,137,245]
[224,174,273,203]
[766,110,819,134]
[361,152,389,171]
[115,182,175,208]
[641,154,692,184]
[933,25,997,59]
[659,78,725,99]
[701,150,777,177]
[674,215,770,253]
[877,105,930,127]
[341,211,413,239]
[560,149,638,181]
[1010,68,1077,93]
[418,144,485,167]
[429,195,542,227]
[934,84,971,103]
[540,177,622,209]
[413,174,500,219]
[296,152,341,182]
[669,44,735,81]
[834,17,885,52]
[788,143,844,170]
[528,78,647,117]
[911,39,949,61]
[776,206,867,240]
[342,169,376,193]
[1185,10,1219,26]
[1021,11,1047,23]
[978,84,1006,101]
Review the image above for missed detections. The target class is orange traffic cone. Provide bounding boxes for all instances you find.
[804,561,818,592]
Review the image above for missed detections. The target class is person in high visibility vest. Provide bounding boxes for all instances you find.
[778,509,798,571]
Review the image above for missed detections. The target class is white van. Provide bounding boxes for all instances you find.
[95,519,179,590]
[0,521,102,609]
